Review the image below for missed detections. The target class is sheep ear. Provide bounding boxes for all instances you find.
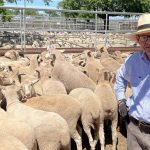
[17,73,26,83]
[8,66,12,71]
[87,51,92,57]
[79,61,86,67]
[31,79,39,85]
[50,54,56,66]
[35,70,41,79]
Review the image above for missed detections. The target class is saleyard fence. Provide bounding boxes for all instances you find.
[0,6,143,49]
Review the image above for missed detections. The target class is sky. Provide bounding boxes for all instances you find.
[4,0,61,8]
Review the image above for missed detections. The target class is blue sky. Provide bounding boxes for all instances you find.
[4,0,61,8]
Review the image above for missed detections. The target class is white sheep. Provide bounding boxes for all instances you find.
[17,68,67,100]
[51,54,96,93]
[23,94,82,150]
[0,131,28,150]
[4,50,20,61]
[0,85,71,150]
[0,108,36,150]
[69,88,103,150]
[94,71,118,150]
[83,50,105,83]
[33,68,67,96]
[100,51,121,73]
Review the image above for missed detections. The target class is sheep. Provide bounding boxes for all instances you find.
[83,50,105,83]
[17,55,39,76]
[94,71,118,150]
[114,51,124,64]
[35,78,67,96]
[69,88,103,150]
[33,68,67,96]
[51,54,96,93]
[38,49,65,67]
[0,57,12,64]
[17,68,67,100]
[15,74,39,100]
[0,131,28,150]
[1,50,30,70]
[0,84,71,150]
[0,57,30,70]
[23,94,82,150]
[0,71,15,86]
[4,50,20,61]
[0,108,36,150]
[100,51,121,73]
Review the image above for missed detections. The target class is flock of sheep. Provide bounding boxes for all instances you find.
[0,31,133,49]
[0,47,132,150]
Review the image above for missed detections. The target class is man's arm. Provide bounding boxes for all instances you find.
[114,62,130,119]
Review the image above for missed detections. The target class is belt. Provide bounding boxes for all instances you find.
[130,116,150,134]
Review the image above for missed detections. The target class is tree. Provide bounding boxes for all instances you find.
[3,0,52,5]
[44,10,60,17]
[0,0,13,21]
[58,0,150,29]
[0,0,52,21]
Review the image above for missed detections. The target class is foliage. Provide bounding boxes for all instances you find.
[44,10,60,17]
[58,0,150,18]
[0,0,52,21]
[4,0,52,5]
[1,0,52,5]
[0,0,12,21]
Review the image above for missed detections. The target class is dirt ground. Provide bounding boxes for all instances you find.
[71,119,127,150]
[105,131,127,150]
[71,127,127,150]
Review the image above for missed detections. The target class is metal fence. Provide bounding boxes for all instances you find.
[0,6,142,49]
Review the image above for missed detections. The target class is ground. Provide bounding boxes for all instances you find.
[71,125,127,150]
[106,131,127,150]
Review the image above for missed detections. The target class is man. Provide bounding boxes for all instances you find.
[114,13,150,150]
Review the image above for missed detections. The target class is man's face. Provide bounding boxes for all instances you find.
[136,33,150,59]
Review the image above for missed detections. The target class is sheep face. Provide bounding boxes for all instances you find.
[0,73,15,86]
[19,79,38,101]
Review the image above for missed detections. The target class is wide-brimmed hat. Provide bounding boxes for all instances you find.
[125,13,150,41]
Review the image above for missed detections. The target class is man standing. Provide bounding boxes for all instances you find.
[114,13,150,150]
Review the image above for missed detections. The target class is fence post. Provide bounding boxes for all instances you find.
[95,11,98,50]
[20,9,23,51]
[105,13,108,47]
[23,0,26,51]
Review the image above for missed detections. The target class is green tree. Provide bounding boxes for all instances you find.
[0,0,52,21]
[3,0,52,5]
[58,0,150,29]
[44,10,60,17]
[0,0,12,21]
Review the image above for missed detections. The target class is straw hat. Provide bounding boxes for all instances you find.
[125,13,150,41]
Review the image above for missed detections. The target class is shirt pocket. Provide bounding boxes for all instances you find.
[131,75,143,87]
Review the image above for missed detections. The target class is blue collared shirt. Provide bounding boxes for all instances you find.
[114,51,150,123]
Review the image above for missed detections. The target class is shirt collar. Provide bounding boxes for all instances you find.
[141,51,150,64]
[141,51,146,60]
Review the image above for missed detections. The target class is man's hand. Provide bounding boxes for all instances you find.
[118,99,128,119]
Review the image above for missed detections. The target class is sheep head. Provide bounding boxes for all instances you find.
[17,74,39,101]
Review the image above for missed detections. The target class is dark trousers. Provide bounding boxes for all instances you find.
[127,121,150,150]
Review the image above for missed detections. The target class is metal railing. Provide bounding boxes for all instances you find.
[0,6,142,50]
